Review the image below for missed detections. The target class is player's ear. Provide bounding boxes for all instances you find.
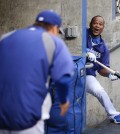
[89,21,92,28]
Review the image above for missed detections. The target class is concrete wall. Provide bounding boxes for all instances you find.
[0,0,82,55]
[61,0,82,55]
[0,0,62,35]
[0,0,120,127]
[110,47,120,111]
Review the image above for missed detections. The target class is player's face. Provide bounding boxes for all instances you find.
[90,17,104,37]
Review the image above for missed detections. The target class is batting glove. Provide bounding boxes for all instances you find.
[108,73,119,81]
[86,52,96,62]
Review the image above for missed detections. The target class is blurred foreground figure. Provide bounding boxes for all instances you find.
[0,10,74,134]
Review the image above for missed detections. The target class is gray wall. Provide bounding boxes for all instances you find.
[0,0,120,127]
[0,0,82,55]
[0,0,62,35]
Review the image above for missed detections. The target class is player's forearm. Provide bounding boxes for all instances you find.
[98,68,110,77]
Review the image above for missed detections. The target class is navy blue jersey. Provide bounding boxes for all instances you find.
[0,26,74,130]
[86,29,110,76]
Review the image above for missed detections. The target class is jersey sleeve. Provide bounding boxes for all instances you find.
[50,36,74,82]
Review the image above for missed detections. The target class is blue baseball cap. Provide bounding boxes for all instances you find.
[36,10,62,28]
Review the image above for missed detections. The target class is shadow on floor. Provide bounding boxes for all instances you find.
[83,119,120,134]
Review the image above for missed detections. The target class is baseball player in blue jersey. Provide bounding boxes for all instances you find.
[0,10,74,134]
[86,15,120,124]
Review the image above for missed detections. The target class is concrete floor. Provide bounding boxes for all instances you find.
[83,119,120,134]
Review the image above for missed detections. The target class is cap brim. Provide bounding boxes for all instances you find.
[59,27,65,35]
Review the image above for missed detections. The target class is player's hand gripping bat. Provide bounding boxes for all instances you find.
[86,52,120,79]
[96,60,120,79]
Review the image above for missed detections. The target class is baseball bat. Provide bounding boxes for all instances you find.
[96,60,120,79]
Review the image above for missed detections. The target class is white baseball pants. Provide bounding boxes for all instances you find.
[0,120,44,134]
[86,75,120,119]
